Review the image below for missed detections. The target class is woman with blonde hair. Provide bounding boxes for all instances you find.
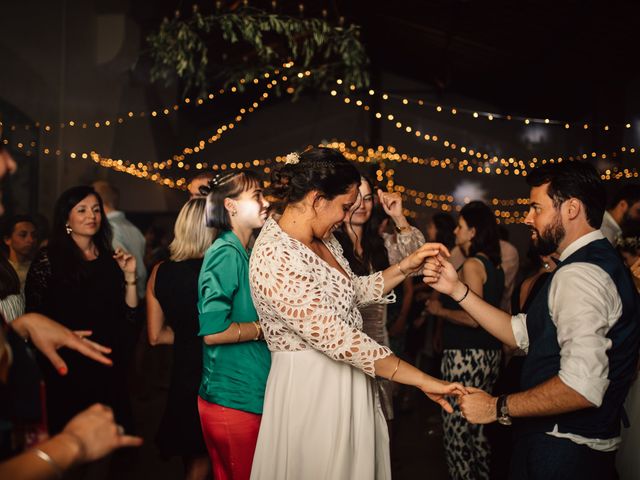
[146,198,214,480]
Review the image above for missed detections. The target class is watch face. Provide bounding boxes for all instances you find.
[498,415,512,426]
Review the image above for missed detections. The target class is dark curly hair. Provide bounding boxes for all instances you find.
[459,200,502,268]
[266,147,360,213]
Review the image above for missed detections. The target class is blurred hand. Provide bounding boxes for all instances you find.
[113,248,136,276]
[0,151,17,179]
[377,189,404,219]
[61,404,142,463]
[420,379,468,414]
[422,255,461,295]
[400,243,450,275]
[11,313,112,375]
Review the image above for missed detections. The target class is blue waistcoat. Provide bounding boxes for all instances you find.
[519,237,640,439]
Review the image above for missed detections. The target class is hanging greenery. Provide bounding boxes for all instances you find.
[146,5,370,98]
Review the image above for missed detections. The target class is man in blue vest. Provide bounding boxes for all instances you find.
[423,160,640,479]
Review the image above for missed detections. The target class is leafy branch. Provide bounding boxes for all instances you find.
[146,6,370,98]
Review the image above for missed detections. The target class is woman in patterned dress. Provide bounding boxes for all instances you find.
[249,148,466,480]
[335,175,425,424]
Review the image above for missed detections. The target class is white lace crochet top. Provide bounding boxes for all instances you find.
[250,218,395,377]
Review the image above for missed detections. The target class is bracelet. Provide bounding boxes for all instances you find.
[33,448,63,479]
[253,321,261,341]
[235,322,242,343]
[125,277,137,286]
[396,263,409,277]
[59,430,87,465]
[454,283,470,303]
[389,357,401,381]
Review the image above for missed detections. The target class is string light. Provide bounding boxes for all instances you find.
[335,90,640,171]
[3,63,296,132]
[365,88,636,131]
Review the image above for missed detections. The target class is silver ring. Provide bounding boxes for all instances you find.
[116,424,125,436]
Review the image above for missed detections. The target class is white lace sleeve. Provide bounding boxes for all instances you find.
[383,226,426,266]
[352,271,396,308]
[250,240,393,377]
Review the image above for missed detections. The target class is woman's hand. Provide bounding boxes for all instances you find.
[11,313,112,375]
[419,378,468,413]
[377,189,404,220]
[399,243,450,274]
[113,248,136,276]
[61,404,143,463]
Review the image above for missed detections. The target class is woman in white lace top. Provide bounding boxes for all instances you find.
[249,148,466,480]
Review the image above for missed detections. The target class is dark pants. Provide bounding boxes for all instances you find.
[509,432,616,480]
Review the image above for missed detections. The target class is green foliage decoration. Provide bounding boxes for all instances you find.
[146,5,370,98]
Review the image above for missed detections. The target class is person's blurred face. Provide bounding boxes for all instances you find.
[426,221,437,242]
[524,183,565,256]
[312,184,359,239]
[229,184,270,230]
[454,216,475,254]
[348,179,374,227]
[67,194,102,238]
[4,221,37,261]
[624,200,640,223]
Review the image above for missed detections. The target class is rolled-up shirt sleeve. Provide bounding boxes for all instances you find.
[511,313,529,353]
[548,263,621,407]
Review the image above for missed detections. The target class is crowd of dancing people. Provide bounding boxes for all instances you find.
[1,142,640,480]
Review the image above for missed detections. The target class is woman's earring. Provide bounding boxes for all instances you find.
[231,210,237,217]
[65,224,72,235]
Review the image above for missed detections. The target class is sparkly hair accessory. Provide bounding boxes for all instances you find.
[284,152,300,165]
[209,171,240,189]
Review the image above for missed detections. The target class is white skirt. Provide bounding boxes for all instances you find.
[616,378,640,479]
[250,349,391,480]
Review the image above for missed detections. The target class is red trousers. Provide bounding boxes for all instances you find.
[198,397,261,480]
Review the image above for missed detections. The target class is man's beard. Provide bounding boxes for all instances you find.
[531,213,565,256]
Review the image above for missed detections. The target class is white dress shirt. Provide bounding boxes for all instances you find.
[511,230,623,451]
[107,210,147,298]
[600,210,622,245]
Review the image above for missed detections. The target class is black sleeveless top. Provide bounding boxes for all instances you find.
[154,258,207,456]
[442,255,504,350]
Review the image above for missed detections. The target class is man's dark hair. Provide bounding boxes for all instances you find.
[526,161,605,229]
[609,184,640,210]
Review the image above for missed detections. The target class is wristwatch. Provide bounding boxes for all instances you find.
[496,395,512,426]
[394,224,411,234]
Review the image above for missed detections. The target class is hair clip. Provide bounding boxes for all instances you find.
[209,172,239,189]
[284,152,300,165]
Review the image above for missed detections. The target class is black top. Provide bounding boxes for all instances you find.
[25,247,138,434]
[153,259,207,457]
[442,255,504,350]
